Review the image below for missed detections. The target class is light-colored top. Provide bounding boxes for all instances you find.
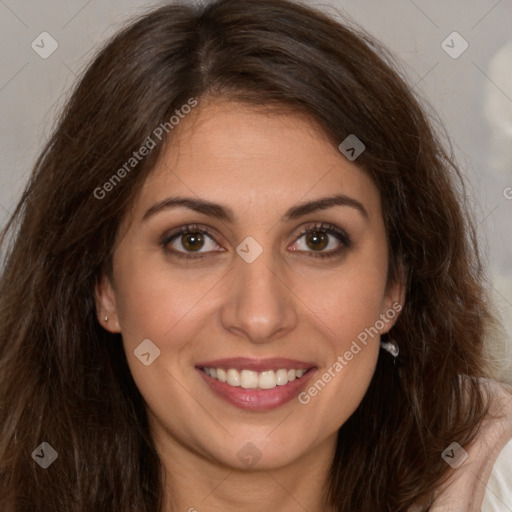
[481,437,512,512]
[427,378,512,512]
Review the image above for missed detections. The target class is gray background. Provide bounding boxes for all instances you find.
[1,0,511,354]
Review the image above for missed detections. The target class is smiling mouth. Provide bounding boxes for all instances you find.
[199,366,314,390]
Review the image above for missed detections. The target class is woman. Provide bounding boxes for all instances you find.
[0,0,510,510]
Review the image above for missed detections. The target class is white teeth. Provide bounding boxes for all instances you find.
[275,369,289,386]
[258,370,277,389]
[226,369,240,386]
[240,370,259,389]
[202,366,310,389]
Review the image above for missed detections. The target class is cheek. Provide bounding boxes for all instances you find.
[297,249,389,345]
[113,247,221,345]
[331,270,387,343]
[300,245,389,416]
[295,262,386,431]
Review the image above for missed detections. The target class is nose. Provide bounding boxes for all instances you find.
[220,245,298,344]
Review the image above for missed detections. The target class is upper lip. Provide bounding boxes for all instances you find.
[195,357,316,372]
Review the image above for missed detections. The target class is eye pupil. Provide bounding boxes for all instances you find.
[182,232,204,251]
[306,231,328,251]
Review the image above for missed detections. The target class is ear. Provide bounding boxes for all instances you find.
[379,265,406,335]
[94,273,121,333]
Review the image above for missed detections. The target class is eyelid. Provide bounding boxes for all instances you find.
[292,222,351,248]
[159,223,223,258]
[160,221,351,259]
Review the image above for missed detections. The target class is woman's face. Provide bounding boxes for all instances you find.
[96,99,403,471]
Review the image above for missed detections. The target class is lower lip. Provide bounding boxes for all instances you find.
[196,367,317,411]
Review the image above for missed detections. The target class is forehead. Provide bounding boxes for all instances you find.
[132,99,381,221]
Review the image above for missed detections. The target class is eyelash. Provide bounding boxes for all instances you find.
[160,222,352,261]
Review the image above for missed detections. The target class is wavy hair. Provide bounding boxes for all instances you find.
[0,0,502,510]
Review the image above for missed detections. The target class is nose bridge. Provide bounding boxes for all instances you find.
[220,238,297,342]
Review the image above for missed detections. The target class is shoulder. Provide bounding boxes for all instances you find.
[429,377,512,512]
[480,378,512,512]
[482,436,512,512]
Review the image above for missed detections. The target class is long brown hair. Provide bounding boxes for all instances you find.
[0,0,502,510]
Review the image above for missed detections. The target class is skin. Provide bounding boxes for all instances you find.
[95,98,404,512]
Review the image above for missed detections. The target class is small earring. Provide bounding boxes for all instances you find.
[380,339,399,358]
[104,316,108,322]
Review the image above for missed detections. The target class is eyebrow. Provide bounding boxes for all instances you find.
[142,193,369,223]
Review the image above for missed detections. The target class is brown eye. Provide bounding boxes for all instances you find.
[291,222,351,259]
[304,231,329,251]
[180,232,205,252]
[160,224,222,259]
